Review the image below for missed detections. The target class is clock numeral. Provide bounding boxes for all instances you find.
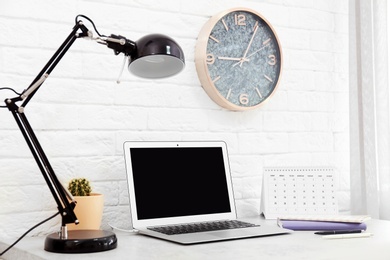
[206,54,215,64]
[212,76,221,83]
[264,75,273,82]
[263,38,271,45]
[235,14,246,26]
[239,93,249,105]
[209,35,220,43]
[255,88,263,98]
[222,19,229,31]
[226,88,232,100]
[268,55,277,66]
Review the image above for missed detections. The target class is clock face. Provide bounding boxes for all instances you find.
[195,8,282,110]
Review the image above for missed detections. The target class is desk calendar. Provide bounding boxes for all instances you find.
[261,168,338,219]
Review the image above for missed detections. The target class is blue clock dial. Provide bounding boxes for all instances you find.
[196,8,282,110]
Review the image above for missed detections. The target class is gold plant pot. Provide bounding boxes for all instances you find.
[66,193,104,230]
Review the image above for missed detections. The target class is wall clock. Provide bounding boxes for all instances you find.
[195,7,282,111]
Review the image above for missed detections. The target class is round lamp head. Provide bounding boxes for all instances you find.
[128,34,185,79]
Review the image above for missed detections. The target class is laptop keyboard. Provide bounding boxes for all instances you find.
[147,220,259,235]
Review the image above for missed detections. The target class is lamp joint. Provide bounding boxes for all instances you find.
[76,23,91,38]
[106,34,136,56]
[4,98,21,112]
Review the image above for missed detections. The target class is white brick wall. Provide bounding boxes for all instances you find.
[0,0,349,240]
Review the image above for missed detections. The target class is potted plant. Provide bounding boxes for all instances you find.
[66,178,104,230]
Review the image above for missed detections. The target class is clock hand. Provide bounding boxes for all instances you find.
[218,56,250,62]
[239,24,259,67]
[246,43,270,59]
[232,43,270,67]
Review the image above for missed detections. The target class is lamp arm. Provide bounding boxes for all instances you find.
[4,21,91,232]
[8,107,78,227]
[4,16,137,232]
[21,22,89,107]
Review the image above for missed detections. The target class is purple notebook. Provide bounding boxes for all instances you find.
[278,220,367,231]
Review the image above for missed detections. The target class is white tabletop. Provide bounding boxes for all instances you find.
[1,217,390,260]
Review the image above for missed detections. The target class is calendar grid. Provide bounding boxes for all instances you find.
[261,168,338,219]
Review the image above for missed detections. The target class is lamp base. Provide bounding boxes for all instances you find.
[44,230,117,253]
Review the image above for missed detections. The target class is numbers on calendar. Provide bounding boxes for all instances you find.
[261,168,338,219]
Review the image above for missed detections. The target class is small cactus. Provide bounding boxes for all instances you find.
[68,178,92,196]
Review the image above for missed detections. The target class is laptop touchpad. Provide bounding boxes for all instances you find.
[210,229,261,238]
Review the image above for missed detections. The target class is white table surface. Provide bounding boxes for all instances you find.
[1,216,390,260]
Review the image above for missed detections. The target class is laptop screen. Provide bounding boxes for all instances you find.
[130,147,231,219]
[124,141,237,227]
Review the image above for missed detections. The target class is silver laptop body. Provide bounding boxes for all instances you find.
[123,141,290,244]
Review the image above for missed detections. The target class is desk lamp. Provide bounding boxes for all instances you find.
[3,14,185,253]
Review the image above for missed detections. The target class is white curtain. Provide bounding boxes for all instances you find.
[349,0,390,219]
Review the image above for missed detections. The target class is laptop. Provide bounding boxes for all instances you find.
[123,141,290,244]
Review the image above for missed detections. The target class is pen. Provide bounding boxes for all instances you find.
[322,233,373,239]
[315,230,362,235]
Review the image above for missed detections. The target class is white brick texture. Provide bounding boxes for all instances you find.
[0,0,349,240]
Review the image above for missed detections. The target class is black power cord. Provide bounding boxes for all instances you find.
[0,87,22,108]
[0,212,60,256]
[75,14,106,37]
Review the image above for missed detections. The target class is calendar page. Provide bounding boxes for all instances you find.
[261,168,338,219]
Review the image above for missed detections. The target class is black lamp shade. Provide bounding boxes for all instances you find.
[129,34,185,79]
